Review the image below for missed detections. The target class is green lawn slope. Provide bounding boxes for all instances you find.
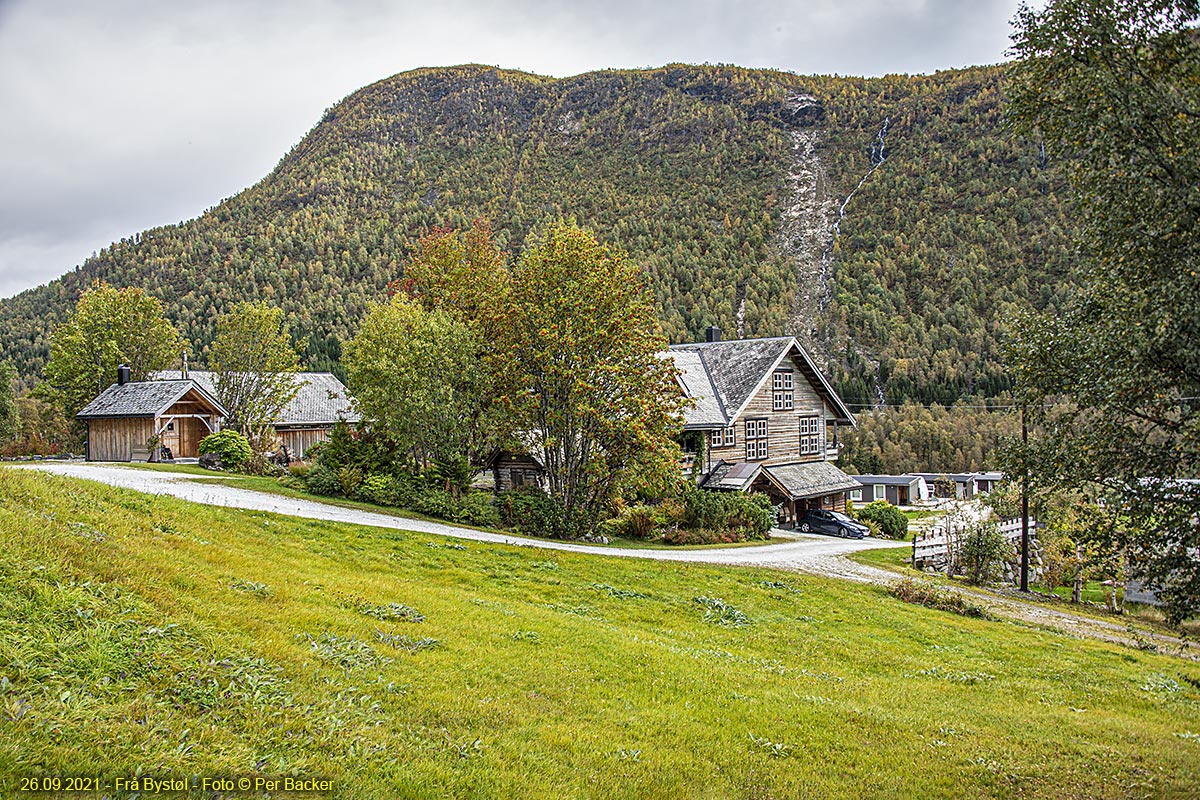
[1,469,1196,798]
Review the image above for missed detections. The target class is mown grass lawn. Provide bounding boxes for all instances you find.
[1,468,1198,799]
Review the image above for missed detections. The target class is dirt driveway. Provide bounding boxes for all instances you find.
[14,462,1195,658]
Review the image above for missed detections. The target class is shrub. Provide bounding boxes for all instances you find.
[357,473,394,505]
[459,492,501,527]
[305,463,341,496]
[337,466,363,498]
[413,488,460,521]
[891,578,990,619]
[856,500,908,539]
[498,487,584,539]
[676,484,773,542]
[957,522,1009,586]
[198,430,252,472]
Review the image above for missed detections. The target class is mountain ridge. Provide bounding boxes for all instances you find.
[0,62,1075,406]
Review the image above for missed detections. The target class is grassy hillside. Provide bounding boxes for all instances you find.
[1,469,1196,798]
[0,63,1074,408]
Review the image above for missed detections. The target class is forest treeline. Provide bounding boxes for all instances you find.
[0,63,1076,470]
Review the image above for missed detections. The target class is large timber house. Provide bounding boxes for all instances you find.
[667,329,861,525]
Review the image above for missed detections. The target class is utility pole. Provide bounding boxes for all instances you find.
[1020,400,1030,593]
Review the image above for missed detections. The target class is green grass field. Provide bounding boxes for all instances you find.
[2,468,1199,799]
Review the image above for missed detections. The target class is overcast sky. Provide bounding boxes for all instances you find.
[0,0,1032,299]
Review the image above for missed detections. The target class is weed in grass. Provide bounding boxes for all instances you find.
[541,603,601,619]
[748,732,792,758]
[694,596,751,627]
[169,655,292,710]
[1140,674,1181,694]
[301,632,391,671]
[68,522,106,542]
[909,667,996,684]
[510,630,541,643]
[469,598,516,616]
[1176,732,1200,742]
[444,736,483,758]
[592,583,648,600]
[228,578,271,597]
[760,580,801,594]
[424,541,468,551]
[360,602,425,623]
[530,561,560,571]
[891,578,990,619]
[615,748,642,761]
[373,628,439,653]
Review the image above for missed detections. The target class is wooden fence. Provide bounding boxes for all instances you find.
[912,516,1037,569]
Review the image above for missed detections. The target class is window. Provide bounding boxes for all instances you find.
[772,371,794,410]
[745,419,769,461]
[849,489,863,502]
[874,484,886,501]
[799,416,822,455]
[710,426,736,448]
[510,469,525,488]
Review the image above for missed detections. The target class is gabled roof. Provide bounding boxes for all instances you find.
[668,349,726,428]
[666,336,855,428]
[76,380,227,420]
[153,371,360,426]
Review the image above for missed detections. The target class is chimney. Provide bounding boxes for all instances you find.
[182,351,189,380]
[117,364,131,386]
[705,325,722,343]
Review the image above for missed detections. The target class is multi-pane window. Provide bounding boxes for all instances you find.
[710,426,737,448]
[772,370,794,411]
[799,416,822,455]
[745,418,769,461]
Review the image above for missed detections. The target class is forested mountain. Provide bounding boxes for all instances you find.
[0,63,1075,415]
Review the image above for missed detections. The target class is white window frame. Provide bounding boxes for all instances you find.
[799,415,821,455]
[710,425,737,448]
[849,489,863,502]
[744,418,769,461]
[874,484,887,501]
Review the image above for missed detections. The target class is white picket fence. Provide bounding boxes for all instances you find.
[912,516,1037,567]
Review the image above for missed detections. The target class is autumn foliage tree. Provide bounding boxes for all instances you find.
[344,294,489,468]
[210,301,301,450]
[497,222,685,532]
[41,280,181,419]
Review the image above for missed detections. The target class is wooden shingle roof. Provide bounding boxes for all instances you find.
[76,380,227,419]
[153,371,360,426]
[666,336,855,429]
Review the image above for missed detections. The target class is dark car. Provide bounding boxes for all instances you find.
[796,509,869,538]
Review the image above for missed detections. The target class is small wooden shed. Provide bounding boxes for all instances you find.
[76,379,227,462]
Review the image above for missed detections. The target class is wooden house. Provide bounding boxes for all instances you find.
[153,370,360,456]
[77,367,226,461]
[848,474,929,506]
[667,330,861,525]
